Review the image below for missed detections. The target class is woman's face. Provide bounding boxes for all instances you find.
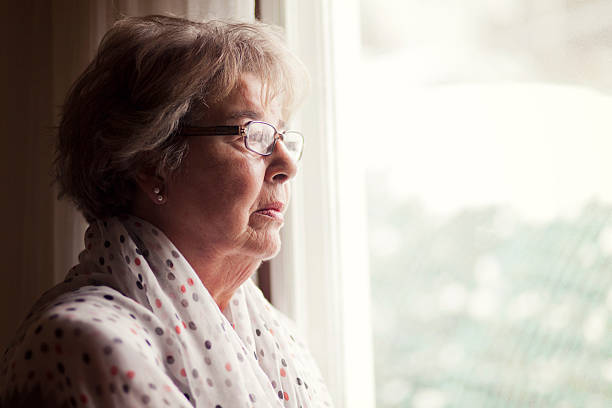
[158,73,297,262]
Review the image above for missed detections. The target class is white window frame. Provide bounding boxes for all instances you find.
[259,1,375,407]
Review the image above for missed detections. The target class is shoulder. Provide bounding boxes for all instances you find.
[0,285,189,407]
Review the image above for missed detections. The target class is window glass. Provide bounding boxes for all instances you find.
[359,1,612,406]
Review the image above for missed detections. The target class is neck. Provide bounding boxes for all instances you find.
[131,198,262,311]
[181,247,262,311]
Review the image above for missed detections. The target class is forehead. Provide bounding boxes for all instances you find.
[209,73,283,125]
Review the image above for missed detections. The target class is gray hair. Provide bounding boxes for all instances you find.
[55,15,308,222]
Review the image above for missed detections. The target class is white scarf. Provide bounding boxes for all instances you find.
[0,216,333,407]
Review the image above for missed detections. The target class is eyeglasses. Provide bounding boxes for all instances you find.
[180,121,304,161]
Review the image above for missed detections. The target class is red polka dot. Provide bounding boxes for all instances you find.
[284,392,289,401]
[135,222,142,227]
[175,325,181,334]
[55,344,62,354]
[269,329,274,335]
[164,385,172,392]
[180,285,186,293]
[280,368,286,377]
[135,258,141,266]
[225,362,232,372]
[180,368,186,377]
[127,370,135,379]
[46,371,53,380]
[187,278,194,286]
[80,394,88,404]
[155,299,162,308]
[110,366,118,376]
[130,328,137,335]
[182,321,187,328]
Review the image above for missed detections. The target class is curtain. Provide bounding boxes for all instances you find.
[0,0,254,352]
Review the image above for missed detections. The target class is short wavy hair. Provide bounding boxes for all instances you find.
[55,15,308,222]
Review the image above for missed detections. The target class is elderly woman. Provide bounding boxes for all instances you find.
[0,15,333,407]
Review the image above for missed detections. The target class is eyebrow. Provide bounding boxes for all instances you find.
[226,110,286,130]
[226,110,263,122]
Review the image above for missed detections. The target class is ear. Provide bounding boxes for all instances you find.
[135,171,167,205]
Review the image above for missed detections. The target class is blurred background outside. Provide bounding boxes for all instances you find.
[356,1,612,406]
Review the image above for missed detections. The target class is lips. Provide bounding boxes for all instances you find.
[254,202,285,221]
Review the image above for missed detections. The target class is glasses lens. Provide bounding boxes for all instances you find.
[245,122,276,155]
[282,131,304,161]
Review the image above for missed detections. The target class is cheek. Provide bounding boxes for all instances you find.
[213,158,265,209]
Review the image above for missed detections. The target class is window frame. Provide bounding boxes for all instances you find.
[258,1,376,406]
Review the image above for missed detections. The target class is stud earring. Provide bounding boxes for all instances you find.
[153,187,165,204]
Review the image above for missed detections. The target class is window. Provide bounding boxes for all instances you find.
[360,1,612,407]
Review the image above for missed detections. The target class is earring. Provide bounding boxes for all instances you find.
[153,187,165,204]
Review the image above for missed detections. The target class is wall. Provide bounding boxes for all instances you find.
[0,0,253,352]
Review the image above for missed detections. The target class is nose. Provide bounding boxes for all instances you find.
[265,139,298,183]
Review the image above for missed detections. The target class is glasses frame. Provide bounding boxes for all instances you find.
[180,120,304,161]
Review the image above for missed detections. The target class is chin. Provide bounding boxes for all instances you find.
[260,233,282,261]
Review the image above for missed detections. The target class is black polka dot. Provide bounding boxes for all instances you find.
[103,295,114,301]
[142,395,150,404]
[104,240,110,248]
[188,321,196,330]
[296,377,302,385]
[40,343,49,353]
[166,355,174,364]
[99,257,105,265]
[122,384,130,393]
[34,325,42,334]
[249,393,256,402]
[256,329,261,336]
[24,350,32,360]
[205,340,212,350]
[155,327,164,336]
[281,358,287,367]
[119,235,125,243]
[55,328,63,338]
[167,273,175,280]
[82,353,90,364]
[278,391,283,399]
[136,281,143,290]
[57,362,65,374]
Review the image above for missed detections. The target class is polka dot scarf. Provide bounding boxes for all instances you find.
[0,216,333,407]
